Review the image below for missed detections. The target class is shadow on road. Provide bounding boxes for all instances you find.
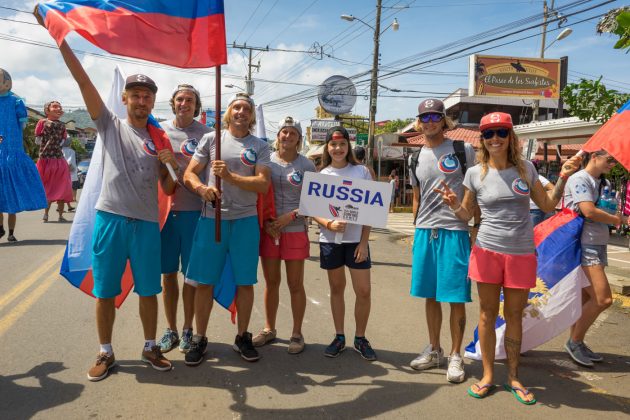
[0,362,84,418]
[0,239,68,248]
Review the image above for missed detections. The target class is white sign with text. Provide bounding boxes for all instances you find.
[298,171,392,229]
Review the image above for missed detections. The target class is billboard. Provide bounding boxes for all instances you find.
[310,119,357,142]
[469,54,561,99]
[318,75,357,115]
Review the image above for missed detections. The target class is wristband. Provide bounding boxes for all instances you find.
[451,206,462,213]
[559,173,569,181]
[326,220,333,230]
[473,223,480,228]
[291,210,298,221]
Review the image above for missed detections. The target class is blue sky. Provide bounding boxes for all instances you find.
[1,0,628,137]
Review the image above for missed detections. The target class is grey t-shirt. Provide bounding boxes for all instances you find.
[94,107,161,222]
[269,152,316,233]
[409,139,477,231]
[463,161,539,254]
[162,120,212,211]
[193,130,271,220]
[564,169,609,245]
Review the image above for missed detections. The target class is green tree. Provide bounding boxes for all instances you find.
[561,77,630,123]
[22,120,38,161]
[597,7,630,53]
[375,118,414,134]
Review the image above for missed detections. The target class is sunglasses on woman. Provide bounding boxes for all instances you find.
[481,128,509,140]
[418,113,444,123]
[605,156,617,165]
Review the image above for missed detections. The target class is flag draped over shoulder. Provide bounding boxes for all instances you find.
[582,99,630,170]
[38,0,227,68]
[465,209,586,360]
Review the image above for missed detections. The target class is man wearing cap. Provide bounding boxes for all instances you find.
[157,84,213,354]
[183,92,271,365]
[408,98,478,383]
[48,32,178,381]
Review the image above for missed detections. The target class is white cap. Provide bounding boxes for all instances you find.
[277,116,302,136]
[227,92,255,109]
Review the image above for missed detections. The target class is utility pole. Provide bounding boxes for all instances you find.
[367,0,382,169]
[232,43,268,95]
[532,0,554,122]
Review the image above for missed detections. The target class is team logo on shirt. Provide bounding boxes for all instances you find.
[575,183,588,194]
[437,153,460,174]
[240,148,257,167]
[180,138,198,157]
[142,139,158,156]
[288,170,303,186]
[512,178,530,195]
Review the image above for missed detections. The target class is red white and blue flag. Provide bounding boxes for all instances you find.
[465,209,586,360]
[581,98,630,171]
[38,0,227,68]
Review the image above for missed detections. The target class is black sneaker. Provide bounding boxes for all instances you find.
[354,337,377,361]
[185,335,208,366]
[7,235,17,242]
[233,332,261,362]
[324,336,346,358]
[0,227,5,239]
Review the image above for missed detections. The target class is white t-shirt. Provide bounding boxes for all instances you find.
[318,163,372,243]
[529,175,550,210]
[62,146,78,182]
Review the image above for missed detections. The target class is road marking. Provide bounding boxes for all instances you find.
[608,257,630,264]
[0,272,57,337]
[0,249,64,311]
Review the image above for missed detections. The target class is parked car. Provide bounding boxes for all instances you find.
[77,159,91,187]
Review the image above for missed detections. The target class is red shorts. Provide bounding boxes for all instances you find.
[259,230,310,260]
[468,245,537,289]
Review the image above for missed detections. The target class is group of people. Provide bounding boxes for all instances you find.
[0,66,79,243]
[3,14,623,407]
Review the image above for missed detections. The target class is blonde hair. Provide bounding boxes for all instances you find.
[477,128,529,184]
[413,115,456,132]
[222,100,256,131]
[272,127,302,152]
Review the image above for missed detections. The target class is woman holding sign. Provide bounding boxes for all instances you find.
[312,126,376,361]
[435,113,581,404]
[253,116,315,354]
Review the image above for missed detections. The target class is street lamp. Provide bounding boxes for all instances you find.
[224,84,245,91]
[341,0,399,171]
[544,27,573,52]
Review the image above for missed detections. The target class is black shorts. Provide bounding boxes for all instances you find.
[319,242,371,270]
[72,181,80,190]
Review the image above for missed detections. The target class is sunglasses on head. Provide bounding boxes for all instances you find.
[481,128,509,140]
[418,113,444,123]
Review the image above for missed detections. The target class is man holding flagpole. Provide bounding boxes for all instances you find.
[37,9,179,380]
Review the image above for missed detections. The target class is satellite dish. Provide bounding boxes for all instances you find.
[318,75,357,115]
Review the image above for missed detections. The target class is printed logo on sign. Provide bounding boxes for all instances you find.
[437,153,460,174]
[143,139,158,156]
[512,178,530,196]
[180,138,198,157]
[342,180,353,186]
[288,170,303,186]
[343,204,359,222]
[240,148,257,167]
[329,204,341,218]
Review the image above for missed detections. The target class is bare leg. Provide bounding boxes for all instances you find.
[139,295,158,341]
[236,285,254,335]
[503,287,534,403]
[327,267,346,334]
[182,282,195,331]
[194,284,214,337]
[285,259,306,337]
[96,298,116,344]
[162,272,179,331]
[260,257,281,331]
[8,213,16,231]
[571,265,612,342]
[475,283,501,394]
[449,303,466,354]
[56,200,64,218]
[426,298,442,350]
[349,267,371,337]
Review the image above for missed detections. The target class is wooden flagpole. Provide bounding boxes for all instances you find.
[215,66,222,242]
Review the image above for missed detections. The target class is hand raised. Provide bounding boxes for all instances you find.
[433,180,460,209]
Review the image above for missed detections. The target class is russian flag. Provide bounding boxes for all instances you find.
[465,209,586,360]
[581,98,630,170]
[38,0,227,69]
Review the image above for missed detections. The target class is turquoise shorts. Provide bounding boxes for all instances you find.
[92,210,161,298]
[410,228,471,303]
[186,216,259,286]
[160,210,200,274]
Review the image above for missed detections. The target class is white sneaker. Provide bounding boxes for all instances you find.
[446,353,465,383]
[410,344,444,370]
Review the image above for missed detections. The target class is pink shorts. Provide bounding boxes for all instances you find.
[259,230,310,260]
[468,245,537,289]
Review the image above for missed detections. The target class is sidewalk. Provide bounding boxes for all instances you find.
[385,212,630,295]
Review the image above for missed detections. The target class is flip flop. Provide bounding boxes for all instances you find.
[467,383,497,399]
[504,384,537,405]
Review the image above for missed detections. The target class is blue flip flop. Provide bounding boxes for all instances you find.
[467,383,497,399]
[504,384,537,405]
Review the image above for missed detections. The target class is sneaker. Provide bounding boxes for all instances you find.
[7,235,17,242]
[141,345,172,371]
[288,335,305,354]
[581,342,603,362]
[354,337,377,361]
[185,335,208,366]
[565,339,594,367]
[233,332,261,362]
[324,336,346,358]
[0,227,5,239]
[158,328,180,353]
[179,329,193,353]
[252,328,277,347]
[58,216,69,223]
[446,353,466,383]
[87,352,116,382]
[410,345,444,370]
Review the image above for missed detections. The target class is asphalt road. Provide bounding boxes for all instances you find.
[1,209,629,419]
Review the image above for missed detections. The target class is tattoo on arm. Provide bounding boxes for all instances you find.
[550,176,567,202]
